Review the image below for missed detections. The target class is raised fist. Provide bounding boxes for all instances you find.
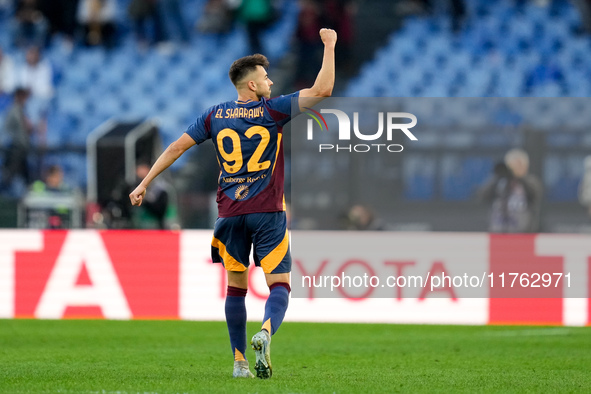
[319,28,337,47]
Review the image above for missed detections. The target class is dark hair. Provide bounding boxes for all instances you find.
[14,87,30,98]
[228,54,269,86]
[47,165,63,175]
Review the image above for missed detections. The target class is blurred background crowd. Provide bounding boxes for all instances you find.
[0,0,591,232]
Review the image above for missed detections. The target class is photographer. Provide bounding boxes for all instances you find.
[479,149,543,233]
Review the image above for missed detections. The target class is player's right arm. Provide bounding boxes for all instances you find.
[298,28,337,111]
[129,133,195,206]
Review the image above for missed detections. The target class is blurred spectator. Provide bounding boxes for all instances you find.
[517,0,564,15]
[131,162,171,229]
[196,0,233,34]
[15,46,53,100]
[128,0,168,48]
[236,0,276,54]
[14,46,53,122]
[30,164,73,194]
[103,179,132,228]
[38,0,80,49]
[27,164,81,229]
[12,0,49,48]
[346,204,386,231]
[0,47,16,110]
[505,148,544,232]
[77,0,118,47]
[295,0,323,89]
[43,164,69,191]
[504,151,543,229]
[100,161,174,229]
[479,150,543,233]
[1,87,34,191]
[396,0,464,29]
[394,0,428,16]
[579,155,591,219]
[161,0,190,44]
[323,0,356,76]
[294,0,356,83]
[422,0,465,32]
[0,0,10,16]
[571,0,591,34]
[449,0,465,32]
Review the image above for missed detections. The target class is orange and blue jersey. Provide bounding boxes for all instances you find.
[186,92,298,218]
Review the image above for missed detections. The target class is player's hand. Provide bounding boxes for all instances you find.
[319,28,337,47]
[129,185,146,206]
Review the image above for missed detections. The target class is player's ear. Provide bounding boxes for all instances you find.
[247,80,257,92]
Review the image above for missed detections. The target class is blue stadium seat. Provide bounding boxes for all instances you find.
[94,95,124,119]
[46,112,78,147]
[544,154,585,201]
[0,0,303,193]
[346,0,588,103]
[57,94,87,115]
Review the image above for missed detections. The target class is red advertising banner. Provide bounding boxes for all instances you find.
[0,230,589,326]
[3,231,179,319]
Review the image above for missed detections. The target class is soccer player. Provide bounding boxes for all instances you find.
[129,28,337,378]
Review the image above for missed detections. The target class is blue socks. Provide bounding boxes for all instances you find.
[225,282,291,361]
[261,282,291,335]
[225,286,247,361]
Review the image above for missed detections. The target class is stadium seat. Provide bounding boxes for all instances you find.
[544,154,585,201]
[346,0,590,104]
[4,0,589,197]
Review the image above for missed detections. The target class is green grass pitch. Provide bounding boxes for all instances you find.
[1,319,590,393]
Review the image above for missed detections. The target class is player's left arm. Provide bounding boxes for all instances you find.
[129,133,196,206]
[298,28,337,111]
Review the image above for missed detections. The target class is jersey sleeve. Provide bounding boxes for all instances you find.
[185,107,214,144]
[264,91,300,127]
